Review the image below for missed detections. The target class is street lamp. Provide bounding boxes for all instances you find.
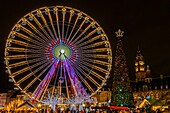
[60,107,64,111]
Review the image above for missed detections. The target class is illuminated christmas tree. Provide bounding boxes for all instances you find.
[111,29,134,107]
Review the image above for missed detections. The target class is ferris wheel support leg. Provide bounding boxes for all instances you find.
[31,59,60,101]
[64,60,87,97]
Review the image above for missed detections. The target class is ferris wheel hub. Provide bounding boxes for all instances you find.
[53,44,72,61]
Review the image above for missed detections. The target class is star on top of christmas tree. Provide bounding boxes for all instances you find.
[115,29,124,37]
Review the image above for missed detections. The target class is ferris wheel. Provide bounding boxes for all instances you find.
[4,6,112,103]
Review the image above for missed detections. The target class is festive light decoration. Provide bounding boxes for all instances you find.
[42,91,93,111]
[4,6,112,104]
[111,29,134,107]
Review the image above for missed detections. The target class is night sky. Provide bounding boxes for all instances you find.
[1,0,170,92]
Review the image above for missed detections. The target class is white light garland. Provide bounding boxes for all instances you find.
[42,92,94,112]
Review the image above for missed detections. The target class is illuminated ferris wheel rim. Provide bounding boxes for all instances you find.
[4,5,112,103]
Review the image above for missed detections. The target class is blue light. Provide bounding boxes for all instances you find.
[45,11,48,15]
[92,25,96,28]
[71,13,74,16]
[85,20,89,23]
[53,11,56,14]
[105,44,109,48]
[28,17,33,21]
[146,96,151,99]
[36,13,40,17]
[15,27,20,32]
[62,12,66,14]
[97,31,101,34]
[21,21,26,26]
[79,16,82,19]
[10,35,15,39]
[101,37,105,40]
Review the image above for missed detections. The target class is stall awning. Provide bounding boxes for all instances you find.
[91,106,109,109]
[109,106,129,110]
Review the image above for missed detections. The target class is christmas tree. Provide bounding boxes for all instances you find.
[111,29,134,107]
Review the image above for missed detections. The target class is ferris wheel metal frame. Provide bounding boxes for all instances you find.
[4,6,112,104]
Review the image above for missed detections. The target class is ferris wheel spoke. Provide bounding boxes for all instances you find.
[69,16,87,42]
[78,40,109,50]
[22,77,38,94]
[7,61,27,68]
[73,25,100,45]
[27,54,45,59]
[67,13,81,41]
[63,66,70,99]
[27,44,45,50]
[76,34,102,47]
[31,59,60,101]
[8,38,43,49]
[80,57,110,67]
[5,47,27,53]
[22,62,53,92]
[65,10,74,40]
[59,61,63,96]
[79,57,109,74]
[5,47,42,54]
[7,39,28,47]
[30,61,52,79]
[27,57,46,64]
[62,8,66,39]
[5,55,27,60]
[80,48,111,54]
[54,7,61,39]
[12,59,47,78]
[64,61,78,96]
[76,61,106,81]
[46,8,58,40]
[11,67,30,77]
[50,66,60,100]
[38,9,56,40]
[10,31,45,47]
[73,63,101,88]
[71,22,95,44]
[29,12,53,42]
[27,49,45,54]
[16,72,34,85]
[72,65,95,93]
[40,84,50,101]
[21,18,50,43]
[28,59,47,69]
[77,74,94,94]
[64,60,87,97]
[81,53,112,59]
[75,61,101,84]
